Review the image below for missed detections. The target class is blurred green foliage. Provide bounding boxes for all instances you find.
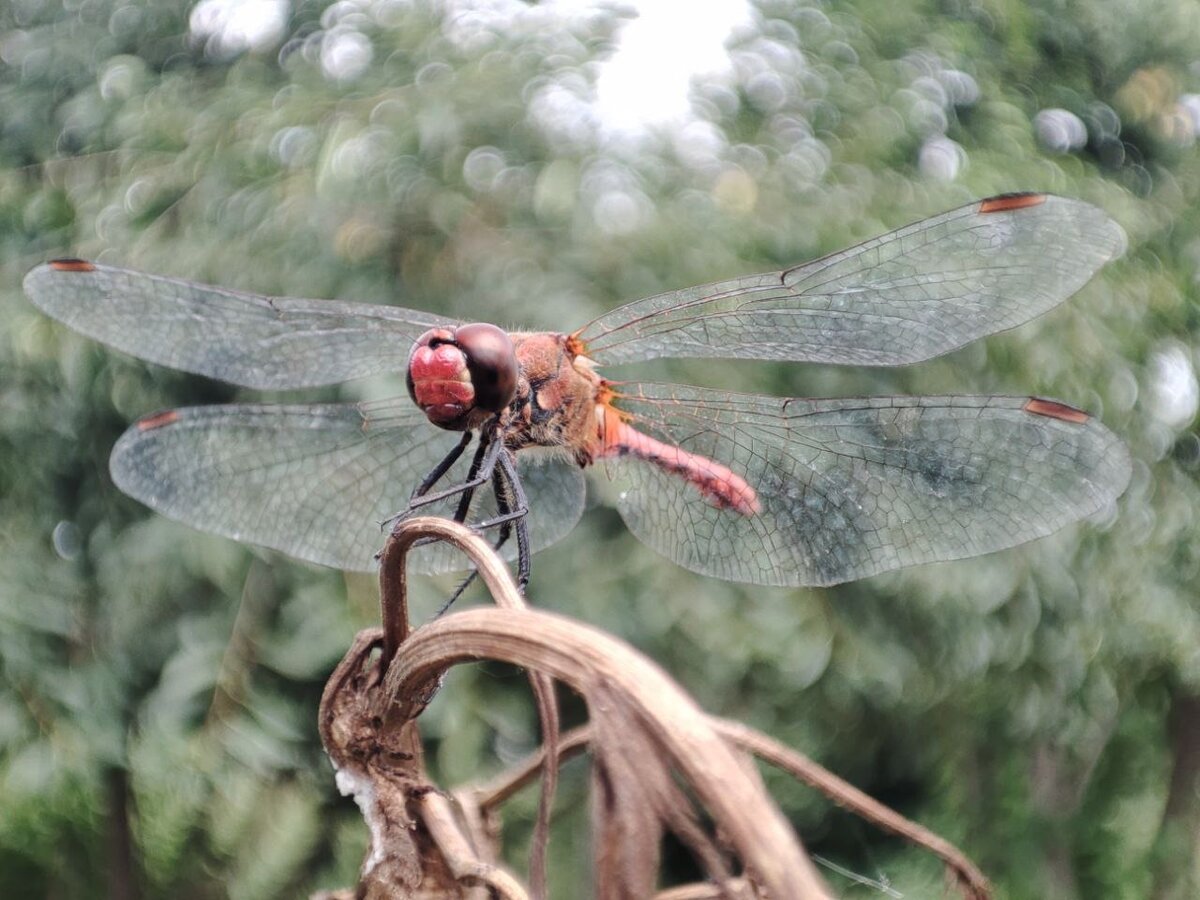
[2,0,1199,897]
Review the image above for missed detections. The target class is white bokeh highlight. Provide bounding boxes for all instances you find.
[189,0,288,56]
[589,0,753,134]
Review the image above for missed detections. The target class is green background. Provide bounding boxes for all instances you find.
[2,0,1198,897]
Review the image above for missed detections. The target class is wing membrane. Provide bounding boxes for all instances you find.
[578,194,1125,367]
[110,399,585,573]
[24,262,454,389]
[605,384,1131,586]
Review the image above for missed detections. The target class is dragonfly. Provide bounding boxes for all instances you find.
[25,192,1131,589]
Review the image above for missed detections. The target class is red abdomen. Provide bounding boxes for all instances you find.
[594,413,761,516]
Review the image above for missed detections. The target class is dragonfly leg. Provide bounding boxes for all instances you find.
[431,451,528,617]
[400,432,503,513]
[396,431,497,552]
[409,430,473,502]
[448,432,491,523]
[382,432,497,541]
[468,506,528,531]
[495,448,531,593]
[434,571,478,617]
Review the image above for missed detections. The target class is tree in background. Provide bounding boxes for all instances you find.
[1,0,1198,897]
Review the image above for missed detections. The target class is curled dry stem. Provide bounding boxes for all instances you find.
[381,605,830,898]
[324,517,831,896]
[384,517,559,899]
[466,719,991,900]
[320,517,560,899]
[715,719,990,900]
[323,517,986,899]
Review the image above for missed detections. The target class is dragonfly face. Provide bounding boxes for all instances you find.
[24,193,1133,587]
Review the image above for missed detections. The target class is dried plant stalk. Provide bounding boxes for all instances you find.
[380,605,830,897]
[378,517,560,898]
[320,517,990,900]
[465,719,991,899]
[715,719,990,900]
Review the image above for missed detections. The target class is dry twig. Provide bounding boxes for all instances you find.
[467,721,991,899]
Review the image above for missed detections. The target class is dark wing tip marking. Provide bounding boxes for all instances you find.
[48,258,97,272]
[1024,397,1090,424]
[136,409,182,431]
[978,192,1048,214]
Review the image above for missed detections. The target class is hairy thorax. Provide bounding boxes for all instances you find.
[505,332,604,465]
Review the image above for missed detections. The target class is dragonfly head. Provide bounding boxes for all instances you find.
[407,324,518,430]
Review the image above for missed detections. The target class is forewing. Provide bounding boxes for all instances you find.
[605,385,1131,586]
[110,400,585,573]
[24,261,455,389]
[578,194,1125,367]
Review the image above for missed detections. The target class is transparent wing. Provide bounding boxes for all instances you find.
[604,384,1131,586]
[24,261,455,389]
[577,194,1125,367]
[109,399,585,573]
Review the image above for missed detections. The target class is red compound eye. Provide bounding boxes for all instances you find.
[454,323,517,414]
[406,324,517,430]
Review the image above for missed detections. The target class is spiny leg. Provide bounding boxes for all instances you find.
[434,465,513,616]
[404,432,494,555]
[496,448,531,593]
[381,431,479,534]
[449,431,491,523]
[405,430,503,513]
[410,430,473,502]
[393,425,529,614]
[467,441,530,531]
[434,448,530,616]
[410,437,500,512]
